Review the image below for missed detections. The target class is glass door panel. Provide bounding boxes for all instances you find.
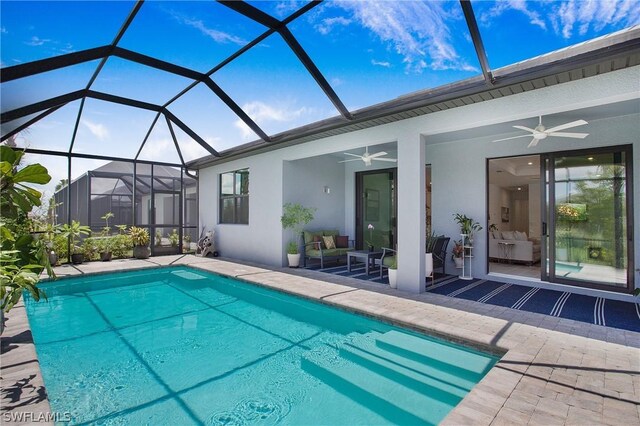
[547,149,631,290]
[356,170,396,251]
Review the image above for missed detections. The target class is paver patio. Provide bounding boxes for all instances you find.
[2,254,638,425]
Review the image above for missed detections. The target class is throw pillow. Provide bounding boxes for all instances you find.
[323,235,336,250]
[335,235,349,248]
[312,235,324,249]
[514,231,527,241]
[501,231,515,240]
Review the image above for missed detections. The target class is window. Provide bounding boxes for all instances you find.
[219,169,249,224]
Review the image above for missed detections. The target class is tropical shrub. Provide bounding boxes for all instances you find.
[0,146,53,312]
[129,226,150,247]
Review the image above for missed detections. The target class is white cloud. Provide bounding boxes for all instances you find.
[24,36,51,46]
[1,27,7,34]
[170,11,246,45]
[371,59,391,68]
[328,0,477,74]
[81,119,109,141]
[481,0,639,40]
[331,77,345,86]
[480,0,546,30]
[179,138,212,161]
[274,1,305,18]
[233,101,311,139]
[315,16,352,35]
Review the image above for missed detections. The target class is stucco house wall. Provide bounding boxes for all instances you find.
[198,65,640,294]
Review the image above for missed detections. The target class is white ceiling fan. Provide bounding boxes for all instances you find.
[493,116,589,148]
[339,147,397,166]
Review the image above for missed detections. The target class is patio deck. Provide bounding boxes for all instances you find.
[2,254,639,425]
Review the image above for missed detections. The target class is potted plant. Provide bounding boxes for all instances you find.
[388,256,398,288]
[453,213,482,245]
[281,203,316,267]
[101,212,114,236]
[452,240,464,268]
[43,222,61,266]
[98,238,113,262]
[129,226,150,259]
[99,212,114,260]
[169,229,179,247]
[61,220,91,264]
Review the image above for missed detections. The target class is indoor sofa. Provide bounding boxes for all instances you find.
[489,230,541,265]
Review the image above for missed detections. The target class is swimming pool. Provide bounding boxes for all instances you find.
[25,267,498,425]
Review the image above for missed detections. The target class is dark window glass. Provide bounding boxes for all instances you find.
[219,169,249,224]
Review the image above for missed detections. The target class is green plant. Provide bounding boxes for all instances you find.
[169,229,179,247]
[115,224,127,235]
[101,212,114,236]
[129,226,150,247]
[81,238,100,261]
[0,146,54,312]
[281,203,316,254]
[286,241,298,255]
[389,254,397,270]
[52,234,69,260]
[489,223,498,232]
[425,230,438,252]
[453,213,482,238]
[155,229,163,246]
[110,234,132,258]
[60,220,91,254]
[451,240,464,259]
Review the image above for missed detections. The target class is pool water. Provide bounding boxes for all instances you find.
[25,267,498,425]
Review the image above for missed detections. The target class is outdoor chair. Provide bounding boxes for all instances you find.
[430,236,450,280]
[376,247,397,279]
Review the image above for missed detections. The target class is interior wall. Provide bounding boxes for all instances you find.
[529,182,541,238]
[511,190,529,233]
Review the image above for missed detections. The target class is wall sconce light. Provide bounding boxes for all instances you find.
[323,186,331,194]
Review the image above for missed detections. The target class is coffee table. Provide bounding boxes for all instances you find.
[347,250,383,275]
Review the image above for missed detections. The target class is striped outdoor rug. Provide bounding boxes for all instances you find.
[305,263,640,332]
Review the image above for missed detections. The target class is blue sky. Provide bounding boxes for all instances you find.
[1,0,639,199]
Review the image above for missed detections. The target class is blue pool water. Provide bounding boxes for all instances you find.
[25,267,499,425]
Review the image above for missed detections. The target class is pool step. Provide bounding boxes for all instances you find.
[301,345,452,425]
[375,330,496,382]
[340,333,474,395]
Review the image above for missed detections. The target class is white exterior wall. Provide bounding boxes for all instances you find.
[199,66,640,293]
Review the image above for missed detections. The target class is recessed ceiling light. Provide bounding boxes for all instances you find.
[588,157,594,161]
[517,187,522,191]
[527,162,533,165]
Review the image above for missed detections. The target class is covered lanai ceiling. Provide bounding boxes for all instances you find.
[1,1,639,169]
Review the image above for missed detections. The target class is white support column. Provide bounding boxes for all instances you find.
[396,132,426,293]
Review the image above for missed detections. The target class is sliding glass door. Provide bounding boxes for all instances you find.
[542,146,633,291]
[356,169,396,251]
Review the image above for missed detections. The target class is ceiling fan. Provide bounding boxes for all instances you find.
[339,147,397,166]
[492,116,589,148]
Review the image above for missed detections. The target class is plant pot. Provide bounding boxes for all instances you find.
[287,253,301,268]
[100,251,112,262]
[133,246,150,259]
[48,251,58,266]
[425,253,433,278]
[71,253,84,265]
[388,269,397,288]
[454,257,464,269]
